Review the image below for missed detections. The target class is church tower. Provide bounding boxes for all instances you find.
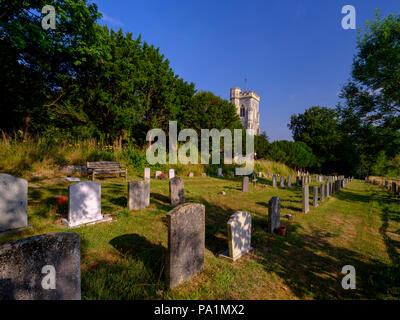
[230,87,260,135]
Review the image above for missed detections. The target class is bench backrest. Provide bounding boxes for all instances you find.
[87,161,122,170]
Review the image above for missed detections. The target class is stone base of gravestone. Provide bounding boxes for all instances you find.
[0,174,28,233]
[128,180,150,211]
[220,211,252,262]
[0,233,81,300]
[166,203,205,289]
[169,177,184,206]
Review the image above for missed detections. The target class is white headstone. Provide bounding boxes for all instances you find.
[67,182,105,228]
[220,211,252,262]
[144,168,150,180]
[0,174,28,233]
[169,169,175,179]
[217,168,223,177]
[155,171,162,178]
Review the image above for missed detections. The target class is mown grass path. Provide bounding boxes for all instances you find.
[1,176,399,299]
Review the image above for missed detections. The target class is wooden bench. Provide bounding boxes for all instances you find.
[86,161,128,181]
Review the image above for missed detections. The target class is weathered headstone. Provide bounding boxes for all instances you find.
[0,174,28,233]
[320,183,325,202]
[169,177,184,205]
[188,172,194,177]
[309,176,312,184]
[267,197,280,234]
[128,180,150,211]
[272,175,277,188]
[155,171,162,179]
[326,181,330,197]
[302,185,309,214]
[144,168,151,180]
[258,172,263,178]
[67,181,109,228]
[166,203,205,289]
[287,175,292,188]
[169,169,175,179]
[313,186,319,207]
[201,173,207,177]
[220,211,252,261]
[0,233,81,300]
[242,176,249,192]
[280,176,285,187]
[217,168,223,177]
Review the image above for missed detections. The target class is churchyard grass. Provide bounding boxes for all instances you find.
[0,174,398,299]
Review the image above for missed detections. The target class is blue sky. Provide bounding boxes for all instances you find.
[95,0,400,141]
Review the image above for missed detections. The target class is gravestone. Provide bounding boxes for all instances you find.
[166,203,205,289]
[242,176,249,192]
[320,183,325,202]
[313,186,319,207]
[302,185,309,214]
[287,175,292,188]
[296,176,300,186]
[258,172,263,178]
[309,176,312,184]
[267,197,280,234]
[188,172,194,177]
[220,211,252,262]
[144,168,151,180]
[280,176,285,187]
[0,174,28,233]
[155,171,162,179]
[169,177,184,205]
[67,181,109,228]
[325,182,330,197]
[128,180,150,211]
[0,233,81,300]
[217,168,223,177]
[169,169,175,179]
[272,175,277,188]
[201,173,207,177]
[392,182,397,193]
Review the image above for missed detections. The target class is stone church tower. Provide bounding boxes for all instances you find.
[230,87,260,135]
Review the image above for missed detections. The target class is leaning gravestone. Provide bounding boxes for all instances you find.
[169,177,184,206]
[0,174,28,233]
[313,186,319,207]
[169,169,175,179]
[144,168,151,180]
[302,185,309,214]
[128,180,150,211]
[67,181,109,228]
[0,233,81,300]
[267,197,280,234]
[220,211,252,262]
[242,176,249,192]
[166,203,205,289]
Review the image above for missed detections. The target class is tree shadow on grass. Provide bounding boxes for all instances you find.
[253,223,400,299]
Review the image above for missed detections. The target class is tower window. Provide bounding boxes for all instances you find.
[240,106,245,117]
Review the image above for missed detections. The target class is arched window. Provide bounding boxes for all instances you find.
[240,105,245,117]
